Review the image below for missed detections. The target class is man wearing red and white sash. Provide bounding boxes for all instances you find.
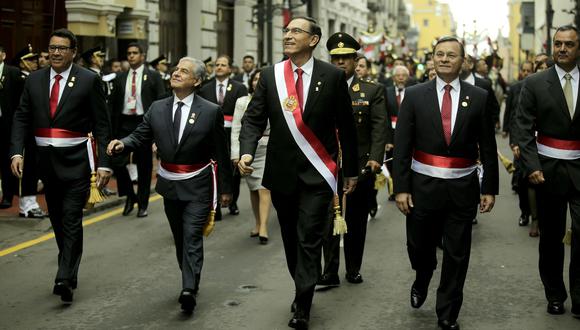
[10,29,112,304]
[238,16,358,329]
[517,25,580,317]
[393,36,498,330]
[108,57,232,314]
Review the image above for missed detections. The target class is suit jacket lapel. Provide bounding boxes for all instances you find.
[164,97,177,147]
[546,67,572,121]
[426,80,445,141]
[175,96,201,153]
[451,81,470,145]
[40,68,50,123]
[303,59,324,120]
[54,64,77,120]
[573,66,580,122]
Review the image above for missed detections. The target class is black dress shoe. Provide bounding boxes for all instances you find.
[518,214,530,226]
[288,311,309,329]
[178,289,196,313]
[0,198,12,209]
[572,305,580,318]
[19,207,46,219]
[137,208,148,218]
[290,301,297,313]
[547,301,565,315]
[410,283,427,308]
[316,273,340,288]
[215,208,222,221]
[53,281,73,304]
[369,207,377,218]
[438,319,460,330]
[388,194,395,201]
[345,272,363,284]
[259,236,268,245]
[122,197,135,216]
[472,218,478,225]
[228,203,240,215]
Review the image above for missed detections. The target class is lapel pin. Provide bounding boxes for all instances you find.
[317,81,321,85]
[144,74,148,81]
[189,112,196,124]
[461,101,468,107]
[71,76,76,82]
[227,84,232,91]
[315,87,319,92]
[360,92,365,97]
[68,82,74,87]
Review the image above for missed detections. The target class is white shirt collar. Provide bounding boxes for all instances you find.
[555,64,579,81]
[173,92,194,107]
[50,64,73,81]
[291,56,314,76]
[0,61,4,73]
[436,75,460,92]
[463,73,475,85]
[216,77,229,87]
[347,75,354,87]
[130,64,144,75]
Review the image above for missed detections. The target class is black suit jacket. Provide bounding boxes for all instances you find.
[10,64,111,181]
[239,58,358,193]
[110,66,165,136]
[198,78,248,116]
[349,76,387,176]
[503,80,523,144]
[121,94,232,200]
[385,85,404,144]
[393,79,499,209]
[0,64,23,137]
[517,66,580,194]
[475,76,501,125]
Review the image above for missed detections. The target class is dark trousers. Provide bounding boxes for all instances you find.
[271,181,333,314]
[43,176,89,284]
[536,184,580,306]
[20,139,40,196]
[322,177,373,275]
[115,115,152,209]
[225,127,240,205]
[163,197,210,291]
[0,127,17,200]
[513,158,531,216]
[406,203,477,322]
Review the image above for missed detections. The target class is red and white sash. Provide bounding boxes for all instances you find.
[223,115,233,128]
[411,150,477,179]
[537,135,580,160]
[35,128,97,172]
[274,59,338,193]
[390,115,397,129]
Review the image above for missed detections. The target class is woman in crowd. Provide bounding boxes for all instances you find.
[230,69,271,244]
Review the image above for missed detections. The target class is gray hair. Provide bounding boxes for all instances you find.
[393,65,410,76]
[179,57,206,81]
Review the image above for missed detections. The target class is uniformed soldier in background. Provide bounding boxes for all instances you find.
[11,46,46,218]
[318,32,388,287]
[150,55,172,94]
[81,46,108,95]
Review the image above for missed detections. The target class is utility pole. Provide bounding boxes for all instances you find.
[267,0,273,65]
[546,0,554,56]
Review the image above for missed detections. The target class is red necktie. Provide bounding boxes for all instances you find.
[396,88,402,108]
[441,84,452,145]
[50,74,62,118]
[218,83,224,106]
[295,68,304,112]
[131,71,137,97]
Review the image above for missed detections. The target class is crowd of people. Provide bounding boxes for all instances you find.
[0,17,579,330]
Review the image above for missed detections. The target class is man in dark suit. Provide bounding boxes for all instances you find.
[81,46,108,94]
[233,54,256,89]
[393,36,498,330]
[198,55,248,216]
[108,57,232,314]
[461,55,501,129]
[238,17,358,329]
[10,28,112,304]
[0,45,24,209]
[318,32,387,288]
[517,25,580,318]
[110,42,165,218]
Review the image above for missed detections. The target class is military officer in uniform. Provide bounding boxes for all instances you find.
[318,32,388,288]
[150,55,172,95]
[81,46,108,95]
[11,46,46,218]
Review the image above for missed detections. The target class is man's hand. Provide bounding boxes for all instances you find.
[366,160,381,173]
[107,140,124,155]
[152,143,158,154]
[511,145,520,159]
[385,144,394,152]
[238,154,254,176]
[232,158,239,168]
[479,194,495,213]
[11,156,23,178]
[528,170,545,185]
[220,193,233,207]
[343,176,358,194]
[395,193,414,215]
[96,169,112,189]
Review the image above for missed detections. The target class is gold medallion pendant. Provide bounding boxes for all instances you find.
[283,95,298,112]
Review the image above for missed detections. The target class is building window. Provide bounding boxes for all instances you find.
[340,23,346,32]
[423,19,429,27]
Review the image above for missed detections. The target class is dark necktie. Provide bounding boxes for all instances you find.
[295,68,304,112]
[396,88,403,108]
[174,101,184,144]
[218,83,224,106]
[441,84,452,145]
[50,74,62,118]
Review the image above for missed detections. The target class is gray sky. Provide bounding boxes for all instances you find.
[443,0,510,40]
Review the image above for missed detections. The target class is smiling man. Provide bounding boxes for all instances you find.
[108,57,232,314]
[10,28,112,304]
[238,17,358,329]
[393,36,498,330]
[517,25,580,318]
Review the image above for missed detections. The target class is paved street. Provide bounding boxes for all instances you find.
[0,138,578,330]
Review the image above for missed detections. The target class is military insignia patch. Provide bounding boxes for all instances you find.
[352,83,360,92]
[283,95,298,112]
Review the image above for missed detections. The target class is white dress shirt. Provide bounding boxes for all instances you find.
[290,56,314,108]
[555,64,579,114]
[436,76,461,132]
[50,64,73,104]
[0,61,4,117]
[173,93,194,143]
[123,64,145,115]
[463,73,476,86]
[396,86,406,103]
[347,75,354,87]
[215,77,229,102]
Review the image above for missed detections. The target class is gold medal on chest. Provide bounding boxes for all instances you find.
[283,95,298,112]
[352,83,360,92]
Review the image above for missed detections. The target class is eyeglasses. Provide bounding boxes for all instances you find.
[282,27,313,35]
[48,45,72,53]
